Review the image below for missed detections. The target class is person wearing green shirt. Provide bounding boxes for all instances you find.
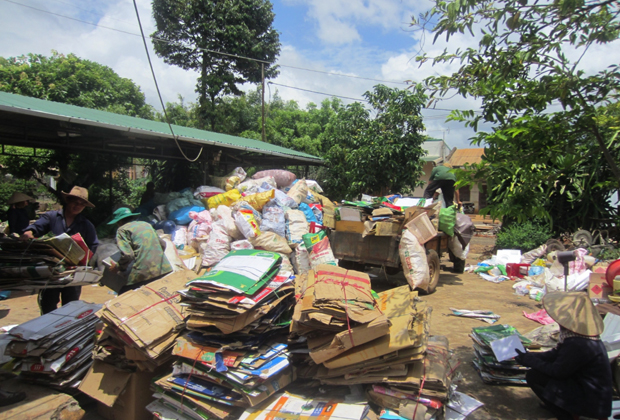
[107,207,172,294]
[423,162,459,206]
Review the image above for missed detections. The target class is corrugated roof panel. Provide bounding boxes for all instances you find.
[0,91,322,163]
[448,148,485,167]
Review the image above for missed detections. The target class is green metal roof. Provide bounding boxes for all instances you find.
[0,91,323,164]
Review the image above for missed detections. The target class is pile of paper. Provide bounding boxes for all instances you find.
[239,391,370,420]
[0,234,101,290]
[147,249,297,418]
[181,249,294,335]
[5,300,102,389]
[470,324,532,385]
[149,333,295,419]
[291,270,452,419]
[92,269,196,372]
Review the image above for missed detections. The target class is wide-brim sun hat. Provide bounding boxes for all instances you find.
[543,291,604,336]
[61,186,95,208]
[7,192,33,205]
[107,207,141,225]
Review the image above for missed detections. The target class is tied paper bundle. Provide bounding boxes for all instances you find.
[93,270,196,372]
[291,265,390,365]
[470,324,532,385]
[0,234,102,290]
[6,300,102,389]
[305,286,453,420]
[183,249,296,335]
[149,334,295,419]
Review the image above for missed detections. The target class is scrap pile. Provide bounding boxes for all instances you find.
[291,266,453,419]
[470,324,532,385]
[148,249,297,419]
[5,300,102,389]
[0,233,101,290]
[79,270,196,413]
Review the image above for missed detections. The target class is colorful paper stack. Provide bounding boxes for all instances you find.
[148,249,297,419]
[6,300,102,389]
[470,324,532,385]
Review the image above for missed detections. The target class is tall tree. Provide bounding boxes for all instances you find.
[0,51,154,118]
[151,0,281,130]
[417,0,620,231]
[322,85,428,201]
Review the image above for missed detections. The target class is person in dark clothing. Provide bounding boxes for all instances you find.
[423,162,457,205]
[515,291,612,420]
[21,186,99,314]
[6,192,33,234]
[140,181,155,206]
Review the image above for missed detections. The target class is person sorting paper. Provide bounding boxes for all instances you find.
[106,207,172,294]
[515,291,612,420]
[21,186,99,314]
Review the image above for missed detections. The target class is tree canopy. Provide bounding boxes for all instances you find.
[151,0,281,130]
[418,0,620,232]
[0,51,153,118]
[322,85,428,201]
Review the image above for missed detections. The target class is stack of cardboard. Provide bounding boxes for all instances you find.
[6,300,102,389]
[147,249,297,419]
[182,249,295,335]
[0,234,101,290]
[470,324,532,385]
[293,274,451,419]
[79,270,196,420]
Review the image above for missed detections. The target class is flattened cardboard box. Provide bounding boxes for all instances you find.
[98,270,195,348]
[323,286,428,369]
[335,221,365,234]
[589,272,612,301]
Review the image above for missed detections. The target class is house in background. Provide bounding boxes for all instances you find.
[412,138,454,197]
[447,148,486,213]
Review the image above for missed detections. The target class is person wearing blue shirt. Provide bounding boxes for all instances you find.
[22,186,99,314]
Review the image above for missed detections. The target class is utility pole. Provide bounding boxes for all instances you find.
[261,63,266,143]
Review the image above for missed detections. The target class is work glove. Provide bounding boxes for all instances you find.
[514,348,534,367]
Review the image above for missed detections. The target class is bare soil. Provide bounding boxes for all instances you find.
[0,235,557,419]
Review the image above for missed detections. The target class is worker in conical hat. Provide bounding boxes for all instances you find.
[515,291,612,420]
[6,192,33,235]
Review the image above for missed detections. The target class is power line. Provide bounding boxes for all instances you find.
[2,0,410,86]
[2,0,482,115]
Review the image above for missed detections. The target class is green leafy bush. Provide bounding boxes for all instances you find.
[495,221,553,252]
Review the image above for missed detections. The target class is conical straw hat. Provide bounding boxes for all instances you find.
[7,192,33,205]
[543,291,604,336]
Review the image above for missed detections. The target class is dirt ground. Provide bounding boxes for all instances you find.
[0,234,560,419]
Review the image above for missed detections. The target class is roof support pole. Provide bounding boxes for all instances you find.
[261,63,266,143]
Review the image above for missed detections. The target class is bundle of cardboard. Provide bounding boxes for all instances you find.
[6,300,102,389]
[181,249,295,335]
[0,234,101,290]
[292,269,453,419]
[145,249,298,419]
[90,269,196,372]
[471,324,532,385]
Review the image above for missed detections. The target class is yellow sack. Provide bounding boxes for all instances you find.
[206,189,242,209]
[242,189,275,212]
[250,232,292,254]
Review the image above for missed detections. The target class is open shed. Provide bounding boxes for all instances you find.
[0,91,323,171]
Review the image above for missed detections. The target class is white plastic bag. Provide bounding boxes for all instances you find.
[201,222,232,266]
[399,230,430,291]
[171,226,188,248]
[293,245,312,275]
[231,240,254,251]
[212,205,244,240]
[285,209,309,246]
[260,201,286,238]
[448,235,470,260]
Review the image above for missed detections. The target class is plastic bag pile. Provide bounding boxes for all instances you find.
[143,167,337,275]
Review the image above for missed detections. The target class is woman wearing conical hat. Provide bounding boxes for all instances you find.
[515,291,612,420]
[6,192,33,235]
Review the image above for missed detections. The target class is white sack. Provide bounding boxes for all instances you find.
[399,230,430,291]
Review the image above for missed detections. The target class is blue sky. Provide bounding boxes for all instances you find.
[1,0,618,150]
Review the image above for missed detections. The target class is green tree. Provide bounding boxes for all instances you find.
[151,0,281,130]
[0,51,154,118]
[322,85,428,201]
[418,0,620,232]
